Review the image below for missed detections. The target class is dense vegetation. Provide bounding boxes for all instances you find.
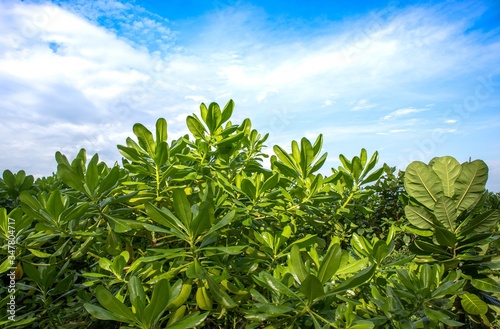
[1,100,499,329]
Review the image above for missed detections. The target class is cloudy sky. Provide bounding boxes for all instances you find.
[1,0,499,190]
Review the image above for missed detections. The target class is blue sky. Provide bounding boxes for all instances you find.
[0,0,499,190]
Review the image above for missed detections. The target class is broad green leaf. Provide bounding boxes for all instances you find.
[128,276,146,318]
[221,99,234,123]
[261,172,280,193]
[351,233,372,258]
[434,227,457,247]
[186,115,206,140]
[431,279,465,298]
[241,178,257,200]
[144,280,170,325]
[95,285,136,321]
[214,131,244,149]
[154,141,169,166]
[300,274,324,303]
[322,265,376,297]
[133,123,156,156]
[97,166,120,196]
[350,321,375,329]
[167,311,208,329]
[470,277,500,293]
[352,156,363,182]
[373,240,390,264]
[423,307,447,321]
[273,145,299,173]
[204,210,236,236]
[200,103,208,122]
[339,154,352,172]
[291,140,301,165]
[145,203,188,236]
[434,196,457,232]
[360,150,379,180]
[300,137,314,176]
[405,205,434,230]
[460,292,488,315]
[454,160,488,212]
[23,262,42,287]
[360,148,368,168]
[205,102,222,133]
[258,271,299,299]
[117,145,142,162]
[84,303,131,322]
[290,245,308,282]
[205,275,237,308]
[104,214,132,233]
[336,258,369,275]
[28,249,51,258]
[106,229,122,256]
[155,118,167,143]
[310,152,328,174]
[360,167,384,186]
[440,319,465,327]
[312,134,323,156]
[46,190,65,222]
[0,259,11,273]
[57,164,86,194]
[2,169,16,187]
[172,189,192,228]
[431,156,461,197]
[85,154,99,195]
[318,243,342,284]
[199,246,246,255]
[411,240,450,256]
[191,201,214,238]
[404,161,443,209]
[458,209,500,237]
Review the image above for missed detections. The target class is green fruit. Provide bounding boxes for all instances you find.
[196,286,212,311]
[166,281,192,311]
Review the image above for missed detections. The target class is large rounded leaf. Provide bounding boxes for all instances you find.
[460,292,488,315]
[405,205,435,230]
[404,161,443,209]
[454,160,488,212]
[434,196,457,232]
[431,156,461,197]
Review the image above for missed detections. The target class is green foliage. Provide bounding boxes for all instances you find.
[0,100,498,328]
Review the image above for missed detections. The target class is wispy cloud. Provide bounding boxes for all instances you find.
[383,107,429,120]
[351,99,376,111]
[0,0,499,189]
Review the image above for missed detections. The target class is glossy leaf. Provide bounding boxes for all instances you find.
[156,118,167,143]
[95,285,136,322]
[143,279,171,325]
[471,277,500,293]
[317,243,342,284]
[434,196,457,232]
[133,123,156,156]
[300,274,324,303]
[460,292,488,315]
[404,161,443,209]
[172,189,192,228]
[290,245,308,282]
[431,156,461,197]
[186,115,206,140]
[454,160,488,212]
[128,276,146,318]
[405,205,434,230]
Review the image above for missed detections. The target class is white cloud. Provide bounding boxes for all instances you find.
[383,107,429,120]
[351,99,376,111]
[0,0,499,189]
